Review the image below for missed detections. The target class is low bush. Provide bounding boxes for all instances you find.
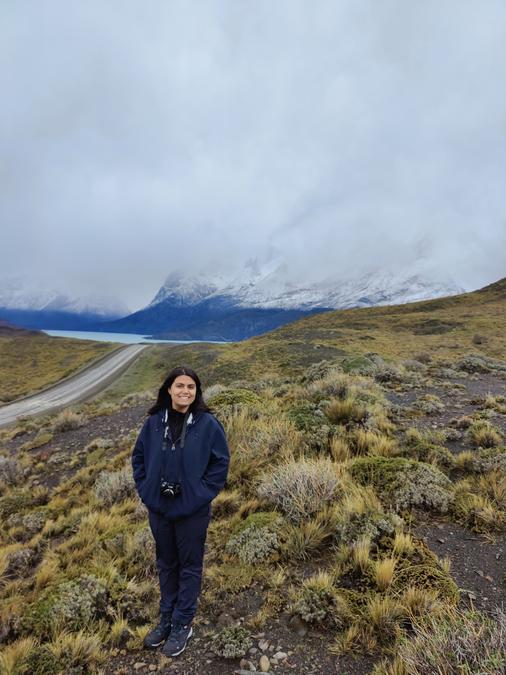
[302,360,343,383]
[412,394,445,415]
[207,388,262,415]
[258,457,341,522]
[25,574,110,637]
[334,488,403,547]
[349,456,454,513]
[0,456,23,488]
[51,409,86,432]
[210,625,253,658]
[466,421,503,448]
[286,401,332,452]
[2,546,38,580]
[457,353,506,374]
[226,512,282,564]
[0,487,49,519]
[291,571,350,629]
[93,466,136,506]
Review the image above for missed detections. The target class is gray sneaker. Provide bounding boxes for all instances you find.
[143,614,172,648]
[161,622,193,656]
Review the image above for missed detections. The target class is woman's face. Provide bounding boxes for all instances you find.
[168,375,197,412]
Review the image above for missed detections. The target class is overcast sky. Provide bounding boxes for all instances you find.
[1,1,505,311]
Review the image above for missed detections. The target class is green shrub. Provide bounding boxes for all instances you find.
[292,572,350,628]
[258,457,341,522]
[7,510,47,540]
[226,512,282,564]
[25,574,110,637]
[470,447,506,473]
[412,394,445,415]
[349,456,454,513]
[457,354,506,374]
[341,355,377,375]
[302,360,343,383]
[286,402,331,451]
[0,488,48,519]
[22,644,60,675]
[210,625,253,658]
[207,388,261,414]
[334,504,403,547]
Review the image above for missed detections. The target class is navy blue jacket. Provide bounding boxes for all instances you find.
[131,409,230,520]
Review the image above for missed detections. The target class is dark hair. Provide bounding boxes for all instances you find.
[148,365,211,416]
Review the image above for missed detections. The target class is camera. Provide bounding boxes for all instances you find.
[160,479,181,498]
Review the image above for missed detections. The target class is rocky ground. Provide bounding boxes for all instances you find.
[2,369,506,674]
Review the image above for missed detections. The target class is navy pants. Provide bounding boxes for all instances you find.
[147,504,211,625]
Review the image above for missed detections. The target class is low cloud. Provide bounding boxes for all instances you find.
[1,1,505,309]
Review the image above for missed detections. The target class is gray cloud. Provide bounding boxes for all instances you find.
[1,0,505,310]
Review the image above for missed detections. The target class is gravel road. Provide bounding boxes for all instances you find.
[0,344,148,427]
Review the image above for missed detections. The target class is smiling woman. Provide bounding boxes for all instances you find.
[131,365,230,657]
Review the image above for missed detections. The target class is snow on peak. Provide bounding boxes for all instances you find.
[149,262,464,311]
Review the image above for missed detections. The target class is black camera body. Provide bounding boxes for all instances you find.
[160,479,181,498]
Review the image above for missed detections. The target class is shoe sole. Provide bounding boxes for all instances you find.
[167,626,193,656]
[144,638,165,648]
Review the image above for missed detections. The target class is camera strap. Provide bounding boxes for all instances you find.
[162,408,192,484]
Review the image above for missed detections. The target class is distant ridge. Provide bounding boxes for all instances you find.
[0,320,41,337]
[99,267,464,341]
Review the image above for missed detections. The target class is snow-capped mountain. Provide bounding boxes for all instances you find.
[150,263,464,312]
[0,277,130,317]
[102,262,465,341]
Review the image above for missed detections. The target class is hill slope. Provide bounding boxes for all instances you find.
[102,277,506,399]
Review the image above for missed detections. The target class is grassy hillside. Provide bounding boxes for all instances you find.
[1,280,505,674]
[102,277,506,400]
[0,329,120,403]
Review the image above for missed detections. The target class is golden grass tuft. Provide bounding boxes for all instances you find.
[330,435,351,462]
[454,450,475,471]
[0,637,38,675]
[399,585,440,619]
[34,551,60,591]
[365,595,404,645]
[325,397,367,425]
[374,556,396,591]
[48,629,105,668]
[351,537,372,573]
[392,531,415,556]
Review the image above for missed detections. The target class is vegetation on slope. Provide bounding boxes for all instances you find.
[0,331,120,404]
[102,277,506,400]
[1,349,505,673]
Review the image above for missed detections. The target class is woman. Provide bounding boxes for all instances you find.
[131,365,230,657]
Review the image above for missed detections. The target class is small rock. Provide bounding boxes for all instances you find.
[217,612,234,627]
[249,647,258,655]
[274,651,288,660]
[259,655,271,672]
[258,639,269,651]
[148,666,158,672]
[133,664,146,671]
[288,614,308,637]
[268,645,274,652]
[240,659,249,668]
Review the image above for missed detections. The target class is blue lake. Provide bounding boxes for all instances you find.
[42,330,225,345]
